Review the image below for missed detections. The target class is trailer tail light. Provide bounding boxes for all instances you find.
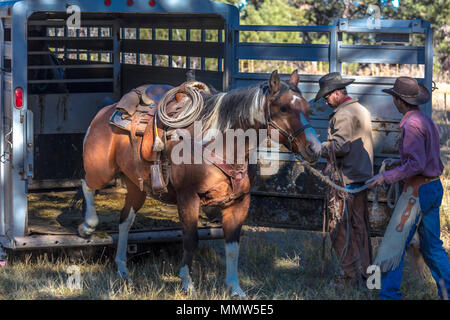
[14,87,23,109]
[127,0,133,6]
[149,0,156,6]
[105,0,112,6]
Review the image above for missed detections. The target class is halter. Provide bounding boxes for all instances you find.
[263,85,312,152]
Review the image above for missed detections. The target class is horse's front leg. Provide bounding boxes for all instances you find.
[177,191,201,293]
[221,193,250,299]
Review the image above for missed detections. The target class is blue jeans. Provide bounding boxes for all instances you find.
[380,179,450,300]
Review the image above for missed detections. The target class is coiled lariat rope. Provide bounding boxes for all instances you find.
[157,84,205,128]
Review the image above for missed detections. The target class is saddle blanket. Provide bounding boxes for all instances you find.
[109,109,154,136]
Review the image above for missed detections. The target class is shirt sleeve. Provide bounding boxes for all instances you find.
[321,115,352,158]
[383,124,426,184]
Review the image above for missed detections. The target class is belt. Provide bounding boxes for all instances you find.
[424,176,440,183]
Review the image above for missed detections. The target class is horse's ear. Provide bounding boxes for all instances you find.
[269,70,281,95]
[289,70,299,86]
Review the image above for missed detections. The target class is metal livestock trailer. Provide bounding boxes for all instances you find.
[0,0,434,258]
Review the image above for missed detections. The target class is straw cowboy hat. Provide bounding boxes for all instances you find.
[314,72,355,102]
[382,76,430,105]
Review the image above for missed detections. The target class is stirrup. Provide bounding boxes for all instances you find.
[151,162,168,194]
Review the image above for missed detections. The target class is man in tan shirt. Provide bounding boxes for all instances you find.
[316,72,374,286]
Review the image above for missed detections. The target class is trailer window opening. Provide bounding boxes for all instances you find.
[27,18,115,95]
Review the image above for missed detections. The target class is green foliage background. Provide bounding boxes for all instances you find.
[217,0,449,79]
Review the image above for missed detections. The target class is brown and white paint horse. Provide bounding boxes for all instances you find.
[78,70,321,298]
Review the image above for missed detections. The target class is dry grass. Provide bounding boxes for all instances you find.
[0,218,448,300]
[1,171,449,301]
[1,171,449,300]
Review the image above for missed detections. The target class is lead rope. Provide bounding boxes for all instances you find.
[295,154,400,206]
[294,155,368,194]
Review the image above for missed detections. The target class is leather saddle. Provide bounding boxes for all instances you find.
[109,84,168,163]
[108,80,211,194]
[116,84,158,117]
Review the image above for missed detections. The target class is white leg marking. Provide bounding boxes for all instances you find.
[179,265,195,293]
[225,242,246,299]
[115,208,136,279]
[78,179,98,237]
[82,126,91,154]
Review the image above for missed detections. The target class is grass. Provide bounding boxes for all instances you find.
[4,162,447,300]
[1,172,449,301]
[0,215,448,300]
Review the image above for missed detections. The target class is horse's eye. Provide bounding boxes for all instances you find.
[280,105,289,113]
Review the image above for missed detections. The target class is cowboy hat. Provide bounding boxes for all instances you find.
[382,76,430,105]
[314,72,355,102]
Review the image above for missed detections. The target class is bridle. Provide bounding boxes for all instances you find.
[263,85,312,152]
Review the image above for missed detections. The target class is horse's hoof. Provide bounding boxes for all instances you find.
[77,223,94,238]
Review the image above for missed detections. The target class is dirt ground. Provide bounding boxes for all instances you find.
[27,190,217,235]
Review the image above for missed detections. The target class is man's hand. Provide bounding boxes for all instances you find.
[382,158,401,169]
[366,173,385,189]
[320,142,329,160]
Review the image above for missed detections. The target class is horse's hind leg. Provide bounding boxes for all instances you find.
[221,193,251,299]
[177,191,201,293]
[115,176,146,279]
[78,179,99,238]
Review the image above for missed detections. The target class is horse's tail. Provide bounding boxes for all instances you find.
[68,184,86,214]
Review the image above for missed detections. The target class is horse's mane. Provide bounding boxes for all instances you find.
[199,81,301,134]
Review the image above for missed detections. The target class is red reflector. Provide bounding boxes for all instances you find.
[105,0,111,6]
[149,0,156,6]
[127,0,133,6]
[14,87,23,108]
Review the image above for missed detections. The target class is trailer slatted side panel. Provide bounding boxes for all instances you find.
[118,15,226,92]
[234,19,433,233]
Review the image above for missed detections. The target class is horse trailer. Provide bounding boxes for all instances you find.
[0,0,434,255]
